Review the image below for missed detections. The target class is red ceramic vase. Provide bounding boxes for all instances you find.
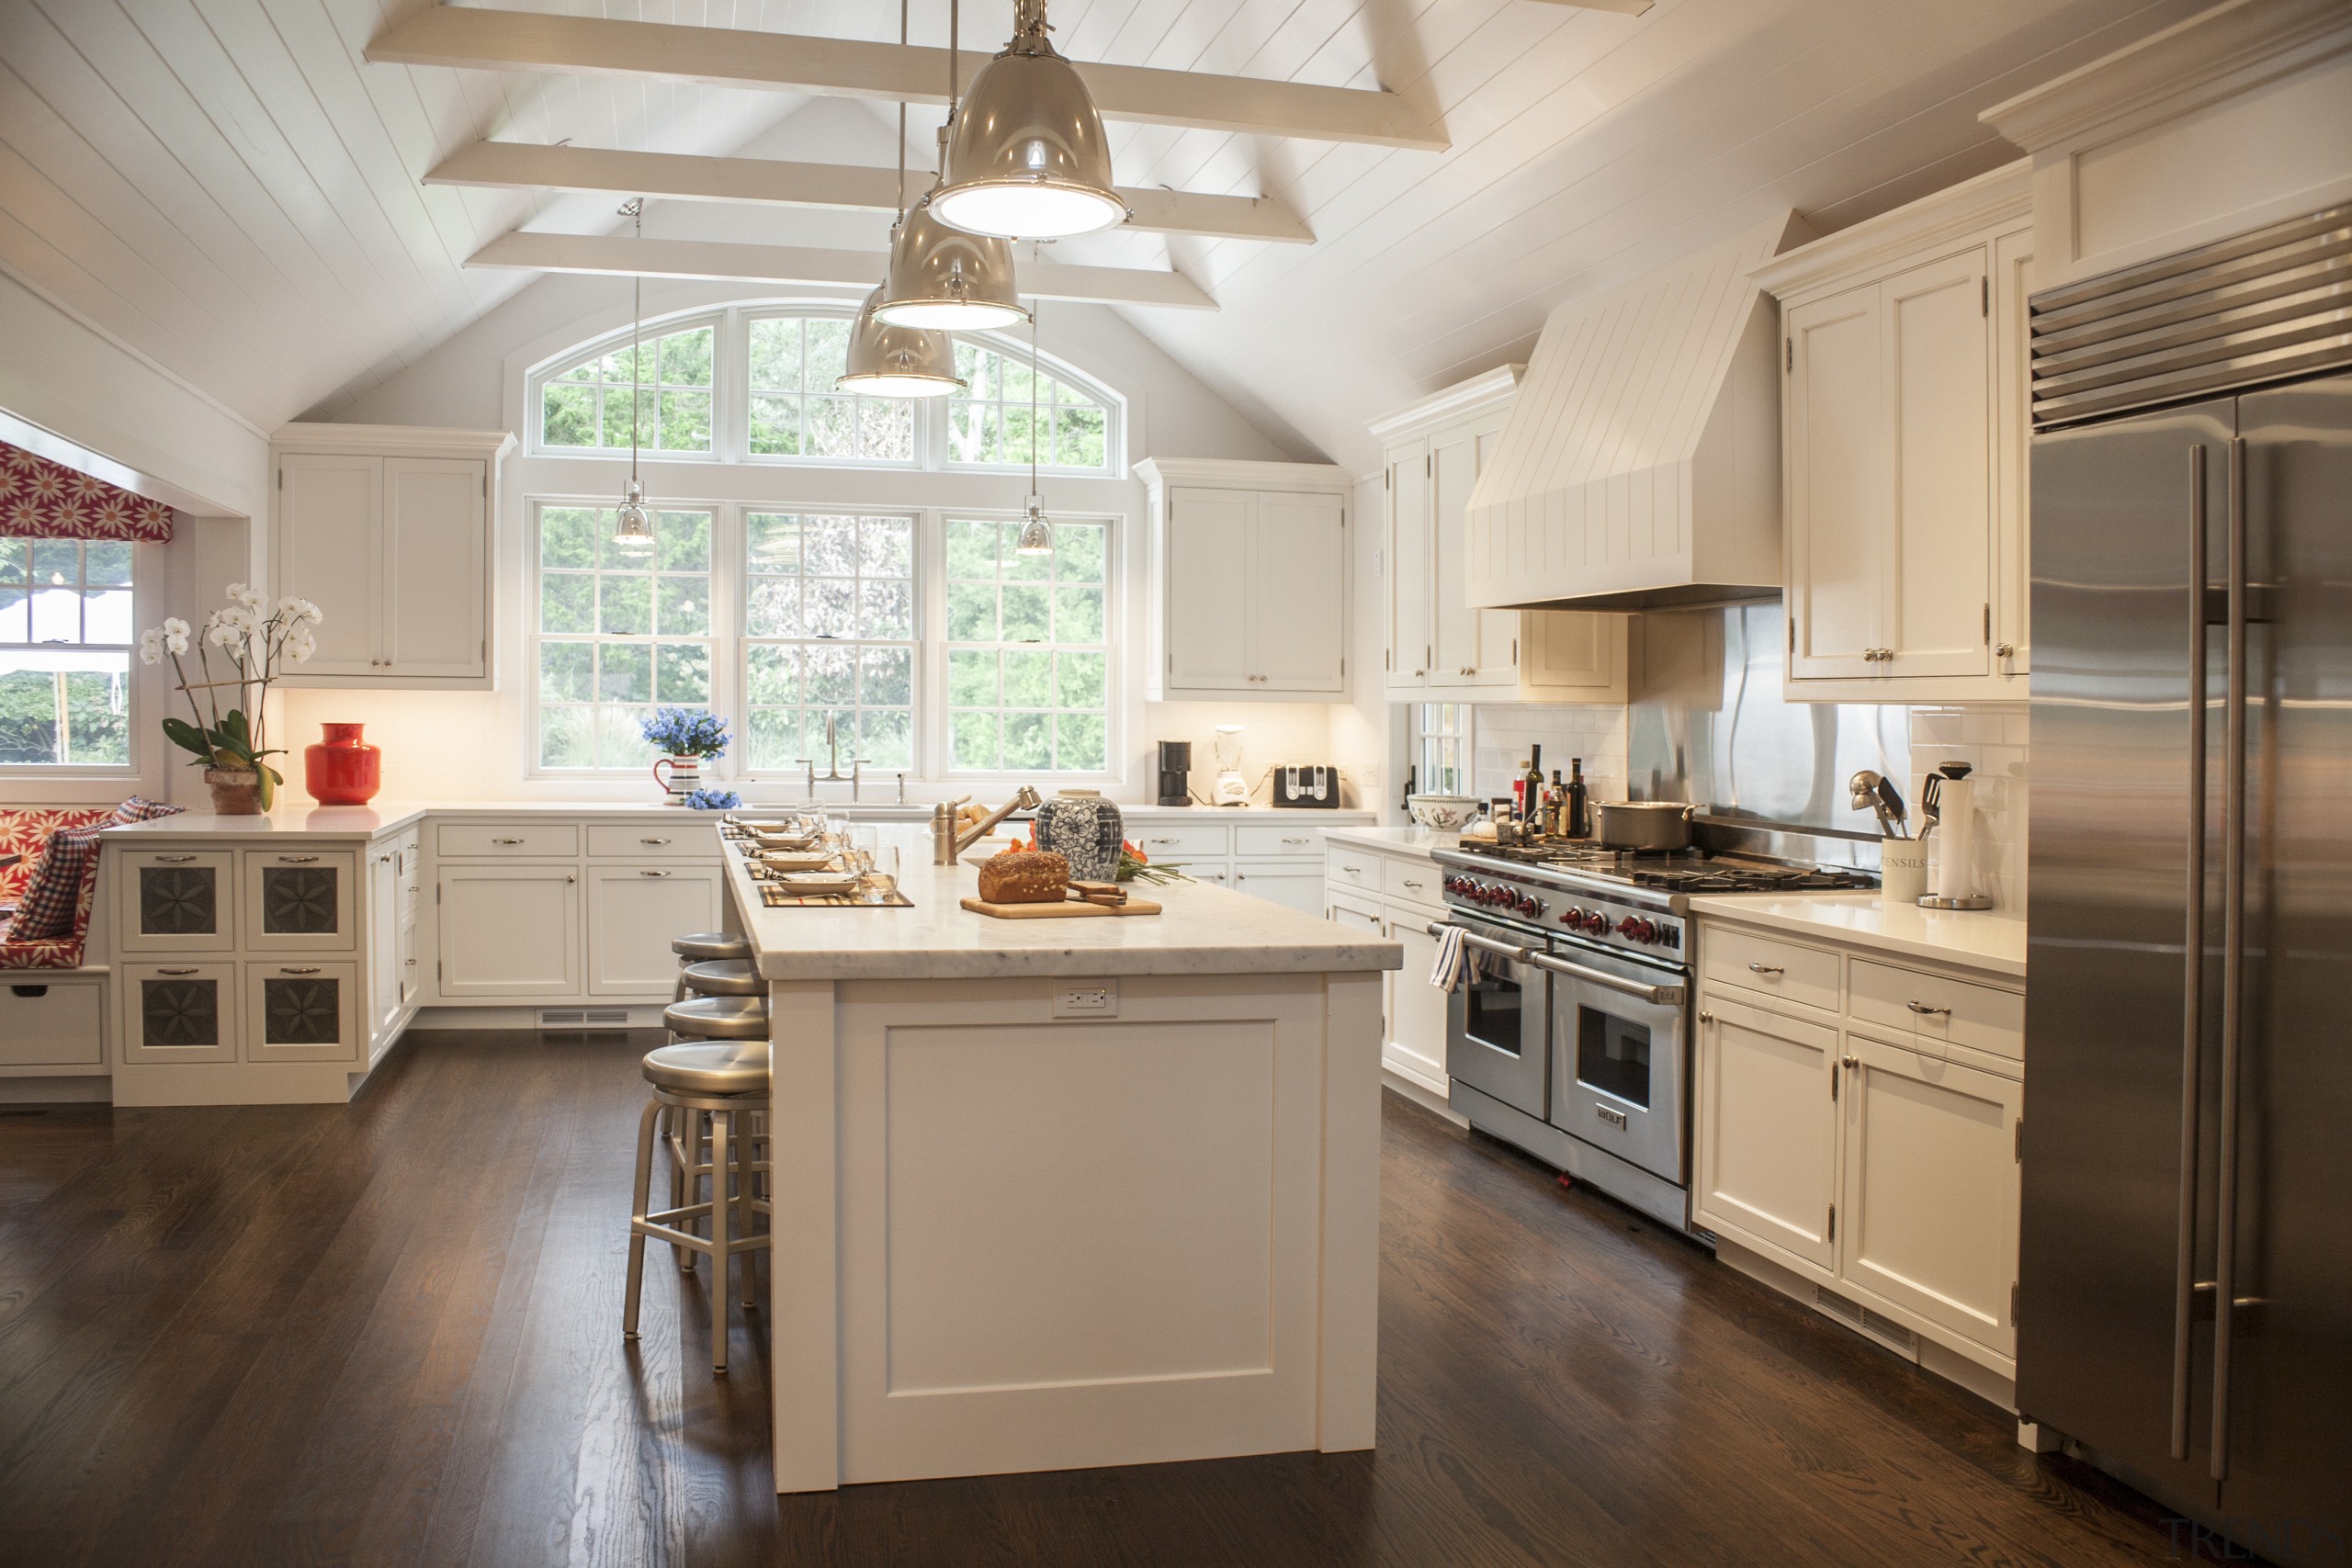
[305,722,382,806]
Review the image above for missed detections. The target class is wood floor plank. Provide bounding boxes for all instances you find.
[0,1031,2226,1567]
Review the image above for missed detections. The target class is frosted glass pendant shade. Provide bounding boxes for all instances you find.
[933,8,1127,240]
[871,202,1029,331]
[837,287,965,397]
[1015,502,1054,556]
[614,477,652,543]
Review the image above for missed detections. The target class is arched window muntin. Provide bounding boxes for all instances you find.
[526,301,1124,478]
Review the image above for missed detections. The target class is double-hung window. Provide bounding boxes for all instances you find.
[535,504,715,770]
[0,538,135,768]
[743,513,917,772]
[944,519,1110,773]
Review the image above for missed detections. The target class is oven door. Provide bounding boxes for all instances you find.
[1443,913,1549,1119]
[1537,938,1690,1185]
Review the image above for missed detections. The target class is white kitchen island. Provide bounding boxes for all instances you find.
[725,831,1399,1492]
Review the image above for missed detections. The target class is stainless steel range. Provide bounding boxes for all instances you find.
[1433,840,1874,1232]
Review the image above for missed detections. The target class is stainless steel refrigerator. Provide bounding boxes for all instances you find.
[2022,207,2351,1565]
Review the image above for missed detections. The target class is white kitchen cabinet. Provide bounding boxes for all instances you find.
[270,424,513,689]
[243,959,359,1064]
[1229,860,1326,918]
[369,844,401,1041]
[1139,458,1350,701]
[1323,840,1453,1100]
[1368,370,1626,702]
[1694,993,1841,1271]
[586,864,724,995]
[1757,163,2031,704]
[1838,1032,2022,1358]
[1385,914,1449,1095]
[436,865,581,998]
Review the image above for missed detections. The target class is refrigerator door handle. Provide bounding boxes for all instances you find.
[2171,441,2209,1462]
[2211,434,2250,1483]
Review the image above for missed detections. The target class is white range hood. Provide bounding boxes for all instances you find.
[1464,212,1811,612]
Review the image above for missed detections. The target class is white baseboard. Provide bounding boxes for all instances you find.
[1381,1067,1466,1125]
[0,1076,111,1104]
[413,1005,668,1031]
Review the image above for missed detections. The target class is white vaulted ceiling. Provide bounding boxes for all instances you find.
[2,0,2211,471]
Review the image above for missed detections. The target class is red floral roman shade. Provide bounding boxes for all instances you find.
[0,441,174,543]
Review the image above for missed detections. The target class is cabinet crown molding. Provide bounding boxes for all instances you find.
[1754,163,2030,302]
[1135,457,1350,494]
[272,423,518,458]
[1978,0,2352,152]
[1364,366,1525,444]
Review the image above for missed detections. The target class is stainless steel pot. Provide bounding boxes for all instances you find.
[1593,799,1698,852]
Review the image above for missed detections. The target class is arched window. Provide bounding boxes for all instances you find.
[526,304,1120,474]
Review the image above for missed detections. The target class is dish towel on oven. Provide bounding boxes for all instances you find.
[1430,924,1486,993]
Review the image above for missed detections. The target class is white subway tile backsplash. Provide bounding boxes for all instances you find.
[1912,703,2030,911]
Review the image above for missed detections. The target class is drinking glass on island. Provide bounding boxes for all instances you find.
[865,844,900,904]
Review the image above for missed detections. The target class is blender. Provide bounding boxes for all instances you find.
[1209,725,1250,807]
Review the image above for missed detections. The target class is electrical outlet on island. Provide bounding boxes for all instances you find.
[1053,982,1118,1019]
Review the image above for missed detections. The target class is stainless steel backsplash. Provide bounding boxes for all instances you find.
[1626,603,1909,866]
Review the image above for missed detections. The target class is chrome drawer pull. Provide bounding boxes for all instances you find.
[492,837,526,845]
[158,967,200,976]
[639,870,671,878]
[1401,878,1423,890]
[1747,962,1784,976]
[639,837,672,845]
[1905,1000,1951,1017]
[154,854,198,863]
[277,854,321,864]
[1283,836,1311,845]
[278,965,322,976]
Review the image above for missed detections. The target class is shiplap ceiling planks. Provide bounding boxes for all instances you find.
[0,0,2214,466]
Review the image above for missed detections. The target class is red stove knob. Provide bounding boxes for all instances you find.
[1618,916,1657,943]
[1560,905,1584,927]
[1516,893,1542,917]
[1581,910,1609,935]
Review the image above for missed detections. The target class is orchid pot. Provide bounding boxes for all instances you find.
[142,585,323,815]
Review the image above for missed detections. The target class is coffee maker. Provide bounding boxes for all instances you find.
[1155,740,1192,807]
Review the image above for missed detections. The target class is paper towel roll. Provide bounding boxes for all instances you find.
[1933,774,1975,901]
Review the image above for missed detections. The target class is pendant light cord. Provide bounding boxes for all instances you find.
[627,197,643,491]
[896,0,909,218]
[1030,299,1041,504]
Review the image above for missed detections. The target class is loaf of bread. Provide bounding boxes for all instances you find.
[977,849,1069,905]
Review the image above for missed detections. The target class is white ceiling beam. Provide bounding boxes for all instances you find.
[467,231,1216,312]
[1521,1,1655,13]
[425,141,1312,245]
[367,6,1447,152]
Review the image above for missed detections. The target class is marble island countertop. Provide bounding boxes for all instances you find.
[99,800,1375,840]
[728,828,1402,982]
[1685,892,2027,979]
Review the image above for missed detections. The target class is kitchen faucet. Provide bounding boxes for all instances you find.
[797,712,873,802]
[931,786,1042,865]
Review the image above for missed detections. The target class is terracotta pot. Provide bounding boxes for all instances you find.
[204,767,265,816]
[304,722,382,806]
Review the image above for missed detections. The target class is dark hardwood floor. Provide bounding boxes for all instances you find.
[0,1030,2214,1567]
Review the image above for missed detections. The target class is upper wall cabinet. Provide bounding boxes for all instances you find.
[1757,164,2031,705]
[1138,457,1351,702]
[271,424,514,689]
[1369,369,1626,705]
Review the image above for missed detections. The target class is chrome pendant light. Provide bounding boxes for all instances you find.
[873,0,1029,331]
[840,5,966,398]
[933,0,1128,240]
[1014,298,1054,556]
[614,197,654,544]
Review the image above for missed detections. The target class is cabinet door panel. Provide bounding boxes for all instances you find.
[1520,612,1627,698]
[1429,426,1488,684]
[1840,1033,2020,1355]
[119,851,233,953]
[587,865,723,995]
[277,454,380,675]
[1992,227,2034,678]
[1883,249,1993,678]
[1251,492,1346,692]
[242,850,356,953]
[1785,288,1882,681]
[369,846,401,1038]
[1230,861,1326,917]
[121,963,237,1065]
[1165,488,1253,691]
[383,457,488,678]
[1385,916,1449,1092]
[1385,444,1430,689]
[437,867,580,998]
[1694,994,1840,1269]
[243,960,359,1063]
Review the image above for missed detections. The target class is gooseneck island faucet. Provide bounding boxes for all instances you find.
[932,786,1043,865]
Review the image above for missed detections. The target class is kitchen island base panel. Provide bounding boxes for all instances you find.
[768,971,1380,1492]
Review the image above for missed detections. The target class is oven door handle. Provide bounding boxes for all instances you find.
[1428,922,1535,966]
[1528,950,1686,1007]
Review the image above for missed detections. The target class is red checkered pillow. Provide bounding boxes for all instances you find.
[10,825,103,941]
[112,795,184,825]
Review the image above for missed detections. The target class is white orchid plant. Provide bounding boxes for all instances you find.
[141,584,323,808]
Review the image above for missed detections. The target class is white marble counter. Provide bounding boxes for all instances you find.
[98,801,1374,840]
[1322,824,1454,859]
[728,827,1400,981]
[1685,892,2027,980]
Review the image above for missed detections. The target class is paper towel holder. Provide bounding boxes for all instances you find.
[1917,761,1994,909]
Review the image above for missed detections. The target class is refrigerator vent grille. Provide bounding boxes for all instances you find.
[1814,1286,1919,1354]
[537,1008,631,1028]
[2028,202,2352,429]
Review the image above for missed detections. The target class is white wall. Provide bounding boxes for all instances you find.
[275,262,1356,808]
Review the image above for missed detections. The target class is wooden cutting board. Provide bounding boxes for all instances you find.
[960,895,1163,919]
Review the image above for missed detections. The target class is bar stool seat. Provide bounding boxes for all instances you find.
[665,996,770,1041]
[672,931,752,963]
[678,958,763,998]
[642,1040,768,1096]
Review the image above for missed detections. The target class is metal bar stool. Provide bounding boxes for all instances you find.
[625,1033,771,1373]
[671,931,752,1001]
[659,990,773,1277]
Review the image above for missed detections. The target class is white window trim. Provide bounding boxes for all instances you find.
[526,301,1125,479]
[523,496,1121,788]
[0,537,169,794]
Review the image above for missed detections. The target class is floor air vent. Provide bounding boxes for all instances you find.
[537,1009,630,1028]
[1814,1286,1919,1354]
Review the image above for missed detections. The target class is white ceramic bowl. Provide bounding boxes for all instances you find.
[1407,794,1483,831]
[777,871,860,895]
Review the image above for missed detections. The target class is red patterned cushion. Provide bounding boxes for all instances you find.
[0,801,178,967]
[11,827,101,941]
[0,808,112,905]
